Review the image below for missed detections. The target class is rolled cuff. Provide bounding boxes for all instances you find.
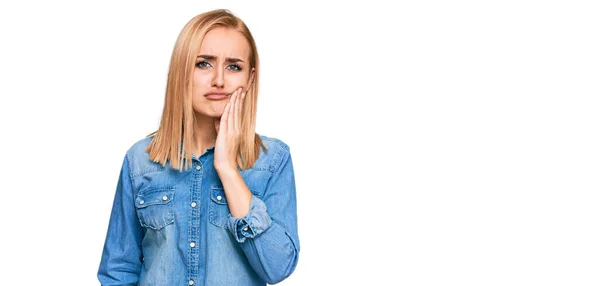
[227,195,274,243]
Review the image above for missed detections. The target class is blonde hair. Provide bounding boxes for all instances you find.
[145,9,267,172]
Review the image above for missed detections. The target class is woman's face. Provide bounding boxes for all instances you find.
[192,27,254,119]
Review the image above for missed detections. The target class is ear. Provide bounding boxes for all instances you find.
[246,68,255,92]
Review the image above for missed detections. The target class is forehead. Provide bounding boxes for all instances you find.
[199,27,250,60]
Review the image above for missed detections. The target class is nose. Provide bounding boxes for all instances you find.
[211,66,224,88]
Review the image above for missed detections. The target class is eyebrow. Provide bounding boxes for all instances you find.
[197,55,244,63]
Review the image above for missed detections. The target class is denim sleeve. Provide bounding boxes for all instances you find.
[226,144,300,284]
[97,154,143,286]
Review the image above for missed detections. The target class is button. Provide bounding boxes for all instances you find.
[243,226,249,231]
[189,280,194,285]
[162,195,168,201]
[191,202,197,208]
[216,195,222,201]
[139,200,145,205]
[196,165,201,170]
[190,242,196,248]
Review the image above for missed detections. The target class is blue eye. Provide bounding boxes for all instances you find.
[195,61,242,71]
[196,61,211,69]
[227,64,242,71]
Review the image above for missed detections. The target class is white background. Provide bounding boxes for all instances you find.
[0,0,599,285]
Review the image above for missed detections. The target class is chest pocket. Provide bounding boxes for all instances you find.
[209,185,230,229]
[135,187,175,230]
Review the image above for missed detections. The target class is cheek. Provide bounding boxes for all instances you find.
[191,74,208,107]
[230,74,249,87]
[193,73,211,89]
[192,70,249,89]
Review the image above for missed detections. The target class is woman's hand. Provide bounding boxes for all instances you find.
[214,87,245,172]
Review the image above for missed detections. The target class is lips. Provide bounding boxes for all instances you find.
[204,92,229,100]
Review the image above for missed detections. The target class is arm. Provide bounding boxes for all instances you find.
[225,144,300,284]
[97,154,144,286]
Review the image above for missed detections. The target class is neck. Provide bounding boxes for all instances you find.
[193,113,217,156]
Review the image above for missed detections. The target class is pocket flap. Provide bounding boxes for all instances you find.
[210,186,228,205]
[136,188,175,208]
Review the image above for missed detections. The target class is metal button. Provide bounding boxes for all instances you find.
[191,202,197,208]
[190,242,196,248]
[189,280,194,285]
[243,226,249,231]
[162,195,168,201]
[196,165,201,170]
[216,195,222,201]
[139,200,145,205]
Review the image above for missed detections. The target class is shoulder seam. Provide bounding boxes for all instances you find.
[125,136,165,178]
[125,153,134,186]
[269,140,290,173]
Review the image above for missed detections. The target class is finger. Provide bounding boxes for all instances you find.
[226,89,237,131]
[220,102,230,133]
[234,90,241,132]
[238,90,246,130]
[228,88,239,133]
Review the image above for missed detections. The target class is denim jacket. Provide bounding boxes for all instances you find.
[97,134,300,285]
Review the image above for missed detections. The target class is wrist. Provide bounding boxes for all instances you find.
[215,165,238,176]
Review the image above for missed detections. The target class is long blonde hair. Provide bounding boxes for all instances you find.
[145,9,267,172]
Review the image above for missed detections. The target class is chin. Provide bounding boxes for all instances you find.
[193,109,219,119]
[206,110,223,118]
[194,103,226,118]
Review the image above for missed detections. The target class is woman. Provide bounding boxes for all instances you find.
[97,9,300,286]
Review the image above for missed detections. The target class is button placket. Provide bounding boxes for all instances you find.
[188,163,202,283]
